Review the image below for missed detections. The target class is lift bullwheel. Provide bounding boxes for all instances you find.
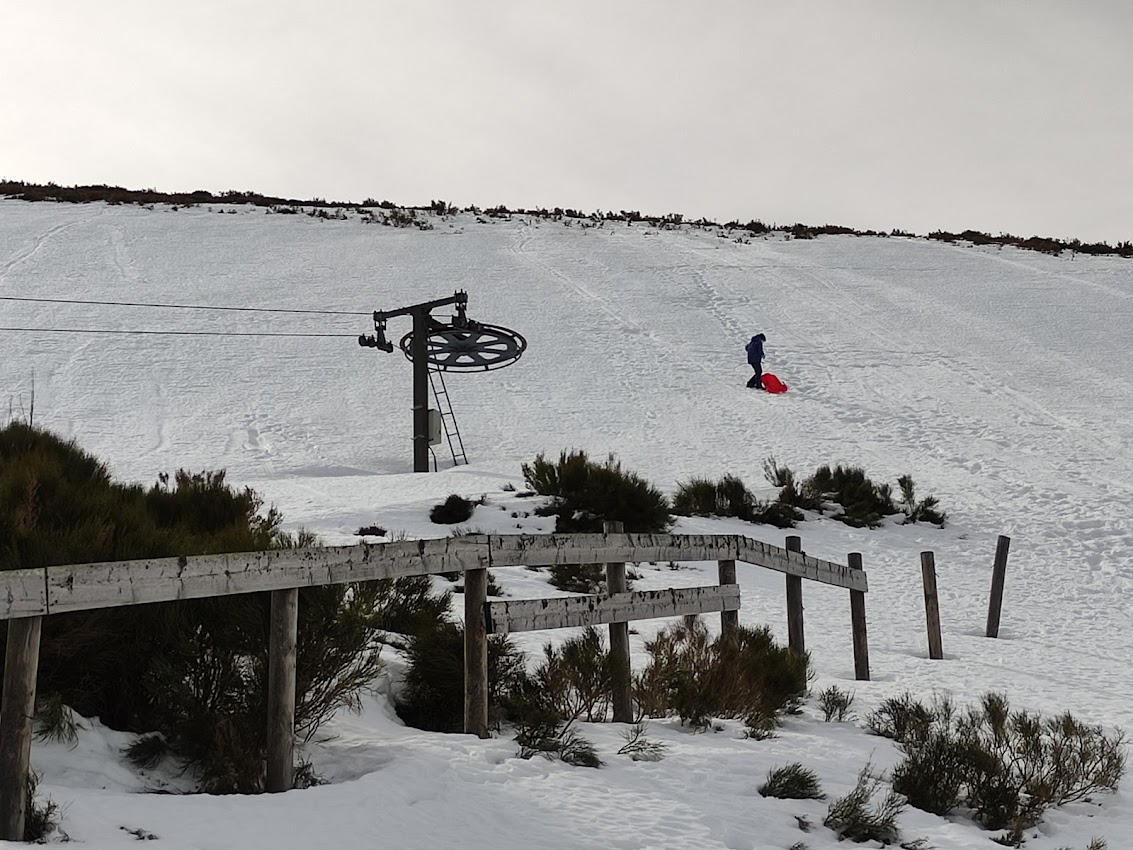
[399,322,526,371]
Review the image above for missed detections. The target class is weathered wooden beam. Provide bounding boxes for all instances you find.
[0,569,47,620]
[737,538,868,592]
[485,585,741,634]
[848,552,870,681]
[921,551,944,660]
[488,532,742,570]
[488,534,866,591]
[0,616,43,842]
[265,588,298,793]
[463,568,489,738]
[785,536,805,656]
[603,521,632,723]
[43,538,490,616]
[717,559,739,635]
[985,535,1011,639]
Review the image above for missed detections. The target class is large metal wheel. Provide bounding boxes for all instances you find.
[400,323,527,371]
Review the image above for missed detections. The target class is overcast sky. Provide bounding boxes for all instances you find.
[3,1,1132,243]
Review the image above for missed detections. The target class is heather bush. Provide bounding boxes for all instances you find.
[897,475,947,526]
[876,692,1126,834]
[522,449,672,533]
[824,762,905,845]
[803,464,897,528]
[672,472,801,528]
[759,763,825,800]
[817,685,855,722]
[430,493,478,524]
[635,617,808,732]
[396,619,526,733]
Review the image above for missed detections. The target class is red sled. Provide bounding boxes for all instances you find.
[761,373,788,394]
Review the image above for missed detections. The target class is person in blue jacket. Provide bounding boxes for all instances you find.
[745,333,766,389]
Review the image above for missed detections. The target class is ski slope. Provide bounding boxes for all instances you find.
[2,198,1133,849]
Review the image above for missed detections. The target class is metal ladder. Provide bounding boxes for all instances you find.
[428,368,468,467]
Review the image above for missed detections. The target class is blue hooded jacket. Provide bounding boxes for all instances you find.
[746,334,765,365]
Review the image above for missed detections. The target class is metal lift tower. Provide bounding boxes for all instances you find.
[359,291,526,472]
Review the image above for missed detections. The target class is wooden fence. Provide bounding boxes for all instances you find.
[0,531,869,841]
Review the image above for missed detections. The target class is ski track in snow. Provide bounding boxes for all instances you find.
[4,200,1133,849]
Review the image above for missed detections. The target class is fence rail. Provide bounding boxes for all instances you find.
[1,533,864,621]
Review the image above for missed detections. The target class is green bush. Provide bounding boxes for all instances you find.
[430,493,477,524]
[515,717,602,768]
[803,464,897,528]
[396,619,527,733]
[897,475,947,526]
[759,763,825,799]
[877,692,1126,833]
[672,472,801,528]
[548,562,606,594]
[522,449,672,533]
[817,685,855,722]
[23,772,60,843]
[823,762,905,845]
[504,628,613,725]
[0,424,397,793]
[635,617,808,732]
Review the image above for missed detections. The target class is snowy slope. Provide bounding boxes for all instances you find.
[2,199,1132,849]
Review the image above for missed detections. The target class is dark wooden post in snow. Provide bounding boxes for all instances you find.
[785,536,805,656]
[717,559,738,636]
[985,535,1011,638]
[0,615,43,841]
[847,552,870,681]
[604,521,633,723]
[463,566,489,738]
[920,551,944,659]
[265,588,299,793]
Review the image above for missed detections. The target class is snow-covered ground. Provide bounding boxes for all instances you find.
[2,199,1132,849]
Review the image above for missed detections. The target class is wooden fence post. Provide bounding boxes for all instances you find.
[717,559,738,636]
[1,615,43,842]
[920,551,944,659]
[463,566,489,738]
[785,536,805,656]
[847,552,870,681]
[265,588,298,793]
[985,535,1011,638]
[604,521,633,723]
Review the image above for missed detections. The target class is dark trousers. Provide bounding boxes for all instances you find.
[746,363,763,388]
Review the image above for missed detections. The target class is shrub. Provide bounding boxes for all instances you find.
[672,472,801,528]
[671,476,720,517]
[817,685,855,722]
[868,692,941,743]
[23,772,60,843]
[759,763,825,799]
[823,762,905,845]
[896,475,947,526]
[617,722,667,761]
[636,617,808,732]
[803,464,897,528]
[0,424,395,793]
[430,493,476,524]
[501,628,617,737]
[548,562,606,594]
[515,717,602,768]
[522,450,672,533]
[34,692,80,745]
[881,692,1126,833]
[396,620,527,733]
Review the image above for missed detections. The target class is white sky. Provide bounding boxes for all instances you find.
[3,0,1132,243]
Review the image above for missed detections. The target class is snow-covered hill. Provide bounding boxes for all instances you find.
[2,199,1132,849]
